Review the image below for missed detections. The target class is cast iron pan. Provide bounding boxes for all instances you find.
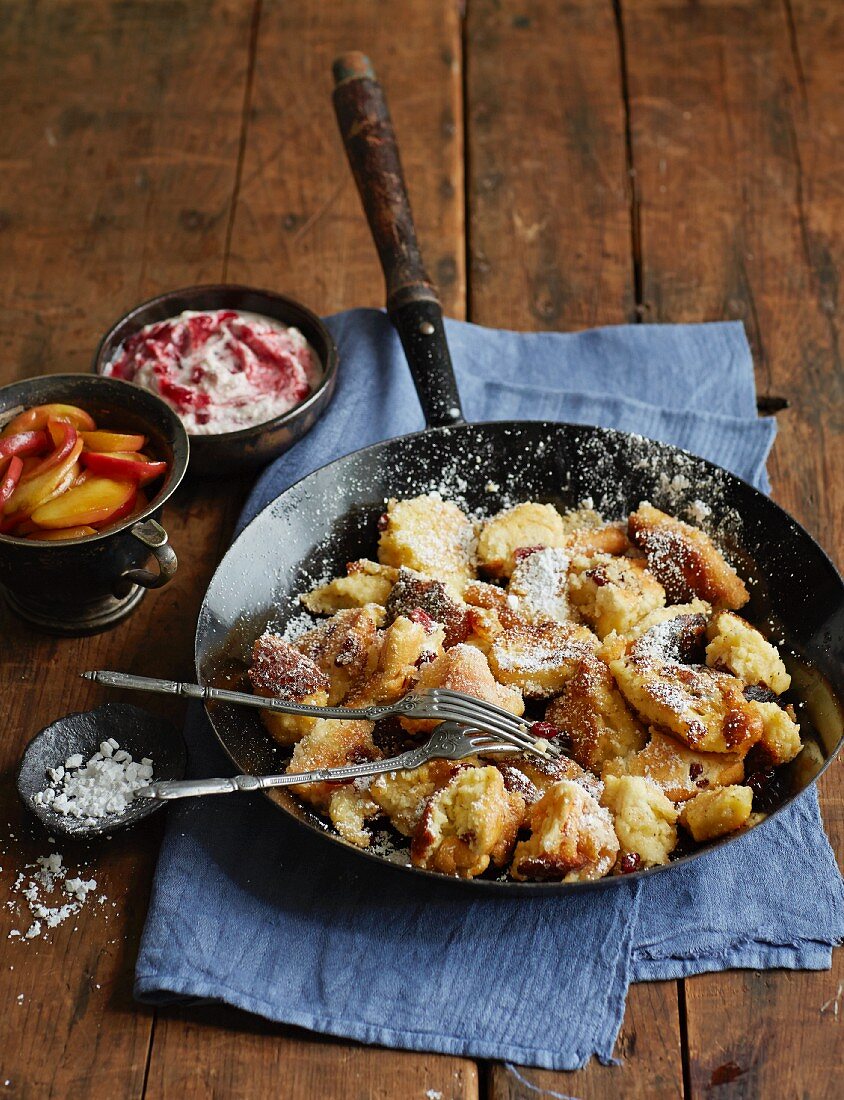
[195,53,844,892]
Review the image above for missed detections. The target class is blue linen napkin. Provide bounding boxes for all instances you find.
[135,310,844,1069]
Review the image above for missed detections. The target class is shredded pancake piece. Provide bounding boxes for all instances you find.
[568,552,666,639]
[476,502,568,578]
[402,643,524,733]
[302,559,397,614]
[602,729,745,801]
[249,634,330,744]
[488,621,600,698]
[510,779,619,882]
[296,605,382,703]
[378,494,477,593]
[679,784,753,841]
[411,766,525,878]
[506,546,576,625]
[628,502,749,609]
[600,775,679,868]
[705,611,790,694]
[545,654,646,773]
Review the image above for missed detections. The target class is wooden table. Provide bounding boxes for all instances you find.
[1,2,841,1096]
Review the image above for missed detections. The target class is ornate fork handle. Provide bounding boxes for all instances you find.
[137,745,432,801]
[84,671,401,721]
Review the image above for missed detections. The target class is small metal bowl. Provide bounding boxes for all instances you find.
[92,285,339,475]
[0,373,189,634]
[17,703,187,839]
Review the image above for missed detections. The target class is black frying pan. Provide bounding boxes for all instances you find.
[194,53,844,892]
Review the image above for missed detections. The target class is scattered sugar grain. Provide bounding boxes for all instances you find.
[686,498,712,524]
[5,849,104,942]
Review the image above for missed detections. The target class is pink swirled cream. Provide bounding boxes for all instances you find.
[102,309,321,434]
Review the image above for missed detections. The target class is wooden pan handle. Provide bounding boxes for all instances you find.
[332,52,464,428]
[332,52,437,312]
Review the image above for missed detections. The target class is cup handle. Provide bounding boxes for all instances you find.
[115,519,178,594]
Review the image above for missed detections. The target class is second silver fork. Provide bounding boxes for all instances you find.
[137,722,517,801]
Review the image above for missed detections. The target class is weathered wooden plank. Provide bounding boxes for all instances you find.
[623,0,843,1095]
[465,0,635,330]
[146,1005,477,1100]
[0,0,252,378]
[487,979,684,1099]
[141,0,472,1096]
[467,3,685,1096]
[225,0,466,318]
[0,1,254,1096]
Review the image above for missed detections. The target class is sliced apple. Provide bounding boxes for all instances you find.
[0,456,23,508]
[1,403,96,436]
[0,513,38,536]
[3,443,82,516]
[20,456,41,477]
[81,449,167,484]
[0,429,51,460]
[27,525,98,541]
[80,430,146,453]
[21,421,79,482]
[90,486,139,529]
[1,505,46,534]
[31,476,136,529]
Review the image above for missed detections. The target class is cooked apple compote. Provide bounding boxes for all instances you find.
[0,403,167,540]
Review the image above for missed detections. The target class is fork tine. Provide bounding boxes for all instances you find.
[429,689,568,759]
[435,711,560,761]
[434,699,533,736]
[433,688,535,728]
[459,715,563,760]
[426,704,536,743]
[459,731,530,757]
[426,699,564,759]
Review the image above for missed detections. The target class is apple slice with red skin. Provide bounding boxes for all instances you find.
[21,421,79,483]
[81,449,167,485]
[80,430,146,453]
[27,525,98,541]
[31,476,136,529]
[0,430,51,460]
[0,514,40,537]
[1,404,96,436]
[3,444,82,517]
[0,456,23,508]
[89,486,140,529]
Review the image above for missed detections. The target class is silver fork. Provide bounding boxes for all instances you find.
[83,670,565,760]
[136,721,517,801]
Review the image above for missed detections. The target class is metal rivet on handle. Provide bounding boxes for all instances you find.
[418,320,435,336]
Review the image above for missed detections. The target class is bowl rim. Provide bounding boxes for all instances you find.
[0,372,189,548]
[91,283,340,442]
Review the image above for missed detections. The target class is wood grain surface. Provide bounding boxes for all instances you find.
[623,2,844,1095]
[1,0,841,1097]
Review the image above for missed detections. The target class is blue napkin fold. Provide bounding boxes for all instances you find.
[136,310,844,1069]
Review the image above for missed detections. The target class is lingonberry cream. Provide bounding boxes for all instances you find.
[103,309,320,434]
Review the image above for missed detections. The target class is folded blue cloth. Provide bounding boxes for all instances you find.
[136,310,844,1069]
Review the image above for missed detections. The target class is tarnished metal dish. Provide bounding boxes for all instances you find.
[93,284,339,475]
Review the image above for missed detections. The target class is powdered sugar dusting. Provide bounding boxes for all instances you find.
[508,547,574,624]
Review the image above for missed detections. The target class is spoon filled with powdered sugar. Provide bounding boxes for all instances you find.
[17,703,187,839]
